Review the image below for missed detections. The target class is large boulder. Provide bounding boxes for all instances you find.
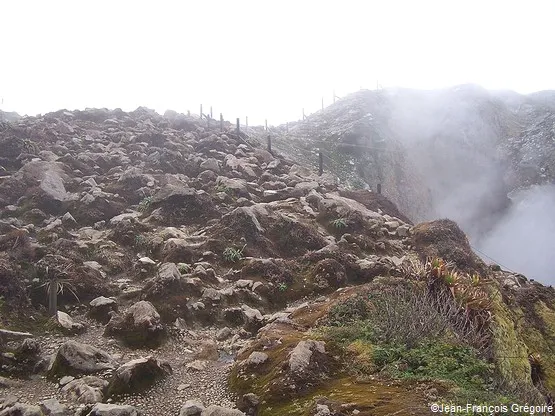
[104,301,165,347]
[106,356,172,398]
[47,341,117,378]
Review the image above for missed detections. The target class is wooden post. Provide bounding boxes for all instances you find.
[48,278,57,317]
[236,118,240,134]
[220,113,223,132]
[286,122,289,133]
[210,106,213,119]
[200,104,203,119]
[318,152,323,176]
[265,119,268,131]
[377,183,382,194]
[267,135,272,153]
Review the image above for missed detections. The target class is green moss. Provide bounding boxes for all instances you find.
[489,288,533,388]
[262,377,431,416]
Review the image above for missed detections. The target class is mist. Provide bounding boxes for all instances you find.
[475,185,555,285]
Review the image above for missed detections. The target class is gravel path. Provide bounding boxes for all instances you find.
[1,314,240,415]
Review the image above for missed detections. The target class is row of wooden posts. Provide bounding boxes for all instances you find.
[189,103,382,196]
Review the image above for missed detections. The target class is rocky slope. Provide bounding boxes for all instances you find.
[267,85,555,245]
[0,107,553,416]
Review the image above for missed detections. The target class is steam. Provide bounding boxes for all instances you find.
[475,184,555,285]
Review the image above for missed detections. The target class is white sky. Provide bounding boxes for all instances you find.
[1,0,554,125]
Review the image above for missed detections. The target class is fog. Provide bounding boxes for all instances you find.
[475,185,555,285]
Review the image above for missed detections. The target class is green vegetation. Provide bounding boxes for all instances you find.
[330,217,348,229]
[177,263,191,274]
[223,244,246,263]
[277,282,288,292]
[138,196,153,212]
[215,184,232,194]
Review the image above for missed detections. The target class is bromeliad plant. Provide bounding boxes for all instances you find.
[330,217,348,229]
[36,264,80,317]
[223,244,246,263]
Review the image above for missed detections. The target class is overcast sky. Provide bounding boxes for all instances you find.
[1,0,554,124]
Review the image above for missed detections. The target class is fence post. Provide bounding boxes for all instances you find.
[377,183,382,194]
[318,152,323,176]
[210,106,213,119]
[200,104,203,119]
[48,278,57,317]
[265,119,268,131]
[236,118,240,134]
[220,113,223,132]
[267,135,272,153]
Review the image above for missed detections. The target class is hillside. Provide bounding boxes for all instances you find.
[262,86,555,282]
[0,106,554,416]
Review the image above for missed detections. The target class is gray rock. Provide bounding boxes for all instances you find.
[245,351,268,366]
[104,301,165,347]
[215,327,232,341]
[86,403,142,416]
[57,311,85,334]
[39,397,71,415]
[288,340,326,374]
[0,403,43,416]
[201,406,245,416]
[186,360,208,372]
[202,288,221,302]
[61,376,108,403]
[88,296,118,324]
[106,356,172,397]
[200,158,221,173]
[48,341,116,377]
[179,400,205,416]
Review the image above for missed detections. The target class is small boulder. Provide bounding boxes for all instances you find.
[56,311,86,334]
[88,296,118,324]
[245,351,268,367]
[180,400,205,416]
